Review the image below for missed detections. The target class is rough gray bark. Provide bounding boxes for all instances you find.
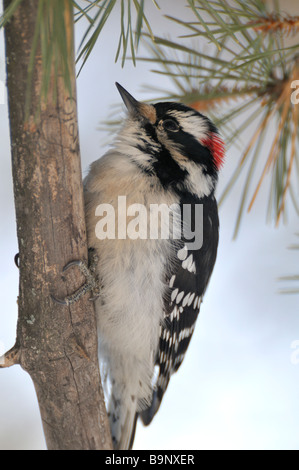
[0,0,112,450]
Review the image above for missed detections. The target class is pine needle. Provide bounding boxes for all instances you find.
[143,0,299,229]
[247,80,292,212]
[276,98,299,225]
[251,14,299,36]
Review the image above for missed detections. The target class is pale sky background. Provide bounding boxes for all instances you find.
[0,1,298,450]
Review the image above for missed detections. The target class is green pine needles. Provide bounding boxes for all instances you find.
[139,0,299,235]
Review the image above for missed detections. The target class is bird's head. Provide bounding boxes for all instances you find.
[115,83,225,198]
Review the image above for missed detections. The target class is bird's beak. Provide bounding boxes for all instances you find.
[116,82,139,115]
[115,82,157,124]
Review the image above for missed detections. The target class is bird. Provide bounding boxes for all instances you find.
[59,83,224,449]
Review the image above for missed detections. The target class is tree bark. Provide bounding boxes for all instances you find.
[2,0,112,450]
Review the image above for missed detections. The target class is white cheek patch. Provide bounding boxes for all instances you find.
[167,110,209,142]
[183,161,213,197]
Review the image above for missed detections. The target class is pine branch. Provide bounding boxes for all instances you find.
[139,0,299,232]
[251,14,299,36]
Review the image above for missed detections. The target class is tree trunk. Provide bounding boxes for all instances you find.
[2,0,112,450]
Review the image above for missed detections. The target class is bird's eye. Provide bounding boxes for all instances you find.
[163,119,179,132]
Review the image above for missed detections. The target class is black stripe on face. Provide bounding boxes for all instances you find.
[167,129,218,177]
[141,122,187,188]
[153,146,188,188]
[154,102,219,176]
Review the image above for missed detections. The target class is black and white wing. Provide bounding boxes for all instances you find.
[141,195,219,425]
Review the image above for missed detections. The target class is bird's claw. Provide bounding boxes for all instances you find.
[51,249,100,306]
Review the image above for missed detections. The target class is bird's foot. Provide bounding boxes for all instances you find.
[51,248,100,305]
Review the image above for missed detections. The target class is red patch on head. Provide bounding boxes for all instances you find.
[202,132,225,170]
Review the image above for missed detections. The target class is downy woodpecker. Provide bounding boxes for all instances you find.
[61,83,224,449]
